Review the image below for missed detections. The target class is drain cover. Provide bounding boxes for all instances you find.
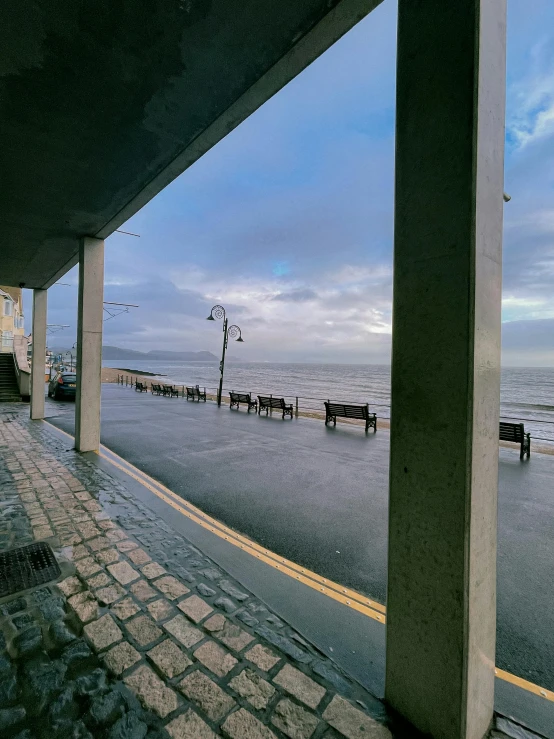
[0,542,61,599]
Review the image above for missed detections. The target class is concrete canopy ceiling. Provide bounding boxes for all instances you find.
[0,0,381,289]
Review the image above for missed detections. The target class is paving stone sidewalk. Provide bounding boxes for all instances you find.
[0,406,539,739]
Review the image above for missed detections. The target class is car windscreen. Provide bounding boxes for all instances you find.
[62,375,77,382]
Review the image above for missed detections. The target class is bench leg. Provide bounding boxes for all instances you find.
[522,435,531,459]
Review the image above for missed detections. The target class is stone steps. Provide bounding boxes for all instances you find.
[0,355,20,401]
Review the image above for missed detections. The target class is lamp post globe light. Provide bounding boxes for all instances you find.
[206,304,243,407]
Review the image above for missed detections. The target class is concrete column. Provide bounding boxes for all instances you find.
[75,237,104,452]
[30,289,47,420]
[385,2,506,739]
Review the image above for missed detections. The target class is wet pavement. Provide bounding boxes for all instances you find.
[1,405,404,739]
[45,384,554,695]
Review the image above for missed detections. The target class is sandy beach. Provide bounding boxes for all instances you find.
[101,366,167,384]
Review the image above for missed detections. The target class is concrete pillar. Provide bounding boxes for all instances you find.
[385,2,506,738]
[75,237,104,452]
[30,289,47,420]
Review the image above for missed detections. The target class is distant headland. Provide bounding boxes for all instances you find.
[101,345,218,361]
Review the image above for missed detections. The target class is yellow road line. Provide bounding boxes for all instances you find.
[45,421,74,442]
[99,442,385,615]
[495,668,554,703]
[98,449,385,623]
[41,420,554,704]
[41,421,380,623]
[42,420,384,620]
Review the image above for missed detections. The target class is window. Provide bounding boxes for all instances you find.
[3,300,13,317]
[1,331,13,348]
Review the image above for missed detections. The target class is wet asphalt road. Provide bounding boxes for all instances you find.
[46,384,554,691]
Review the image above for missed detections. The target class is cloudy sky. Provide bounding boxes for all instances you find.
[39,0,554,366]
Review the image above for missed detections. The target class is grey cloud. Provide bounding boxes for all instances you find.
[502,319,554,351]
[502,123,554,304]
[272,288,319,302]
[502,318,554,366]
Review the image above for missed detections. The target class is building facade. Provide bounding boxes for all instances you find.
[0,286,25,352]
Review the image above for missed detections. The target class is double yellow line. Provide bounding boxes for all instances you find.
[42,420,554,705]
[98,442,386,624]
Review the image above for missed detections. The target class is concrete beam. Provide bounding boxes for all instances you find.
[385,1,506,738]
[96,0,382,240]
[75,237,104,452]
[30,289,47,420]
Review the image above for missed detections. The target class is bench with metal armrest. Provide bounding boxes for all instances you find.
[499,421,530,459]
[257,395,293,419]
[186,385,206,402]
[229,392,257,412]
[324,402,377,433]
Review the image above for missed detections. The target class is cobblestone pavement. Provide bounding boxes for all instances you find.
[0,406,538,739]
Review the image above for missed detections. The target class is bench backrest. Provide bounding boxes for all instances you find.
[258,396,287,408]
[230,392,251,402]
[152,384,162,391]
[325,402,371,420]
[499,422,525,442]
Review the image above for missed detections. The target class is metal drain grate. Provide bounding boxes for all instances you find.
[0,542,61,599]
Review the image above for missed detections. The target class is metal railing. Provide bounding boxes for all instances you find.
[113,373,554,442]
[115,374,390,419]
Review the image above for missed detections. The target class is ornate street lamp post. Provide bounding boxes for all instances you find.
[206,305,243,407]
[65,351,73,371]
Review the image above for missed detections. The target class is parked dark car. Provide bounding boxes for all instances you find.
[48,372,77,400]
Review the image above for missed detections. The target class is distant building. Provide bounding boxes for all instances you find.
[0,286,25,353]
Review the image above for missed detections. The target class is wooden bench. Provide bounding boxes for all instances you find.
[258,395,293,419]
[324,402,377,433]
[163,385,179,398]
[151,383,164,396]
[135,381,148,393]
[186,385,206,402]
[229,392,257,412]
[500,422,530,459]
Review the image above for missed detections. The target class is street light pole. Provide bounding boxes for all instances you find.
[207,305,244,407]
[218,314,228,408]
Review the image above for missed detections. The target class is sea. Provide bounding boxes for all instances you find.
[103,361,554,444]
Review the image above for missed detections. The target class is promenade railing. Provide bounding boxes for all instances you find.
[115,374,391,418]
[112,373,554,442]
